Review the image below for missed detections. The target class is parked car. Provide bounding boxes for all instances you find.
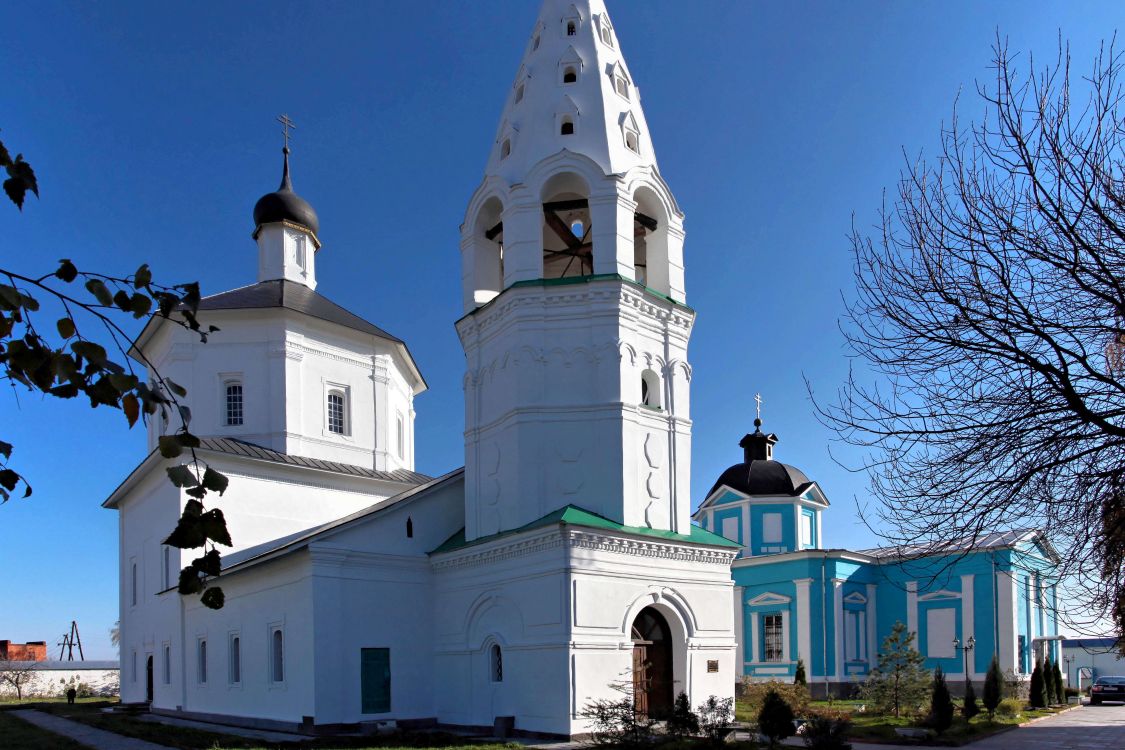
[1090,676,1125,705]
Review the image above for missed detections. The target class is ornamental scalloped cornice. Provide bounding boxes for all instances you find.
[431,525,737,571]
[457,281,693,339]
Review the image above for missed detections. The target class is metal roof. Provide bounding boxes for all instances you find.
[197,437,431,484]
[858,529,1049,560]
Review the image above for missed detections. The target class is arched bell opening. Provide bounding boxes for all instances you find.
[472,197,505,305]
[541,172,593,279]
[631,186,670,294]
[631,606,675,718]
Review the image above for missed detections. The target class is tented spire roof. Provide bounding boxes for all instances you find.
[484,0,658,181]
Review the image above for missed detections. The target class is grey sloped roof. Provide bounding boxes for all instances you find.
[858,528,1047,560]
[198,437,431,484]
[197,279,403,343]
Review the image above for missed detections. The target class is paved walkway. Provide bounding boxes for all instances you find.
[136,712,306,743]
[10,709,173,750]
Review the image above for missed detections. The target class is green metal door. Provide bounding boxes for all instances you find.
[361,648,391,713]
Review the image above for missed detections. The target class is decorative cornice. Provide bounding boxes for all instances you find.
[431,529,564,571]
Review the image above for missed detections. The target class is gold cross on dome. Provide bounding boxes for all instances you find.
[277,114,296,149]
[754,392,763,421]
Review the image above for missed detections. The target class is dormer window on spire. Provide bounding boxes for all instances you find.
[611,63,631,100]
[598,14,614,47]
[567,21,576,36]
[563,66,578,84]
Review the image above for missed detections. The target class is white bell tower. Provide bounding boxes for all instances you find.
[457,0,692,541]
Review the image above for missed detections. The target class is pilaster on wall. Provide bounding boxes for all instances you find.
[996,570,1017,672]
[906,581,919,646]
[865,583,877,668]
[734,586,744,668]
[832,579,844,679]
[794,578,812,667]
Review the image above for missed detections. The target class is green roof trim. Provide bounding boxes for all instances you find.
[430,504,740,555]
[456,274,693,326]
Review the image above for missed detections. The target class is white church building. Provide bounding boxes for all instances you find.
[108,0,740,736]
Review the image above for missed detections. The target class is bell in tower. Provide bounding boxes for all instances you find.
[457,0,693,541]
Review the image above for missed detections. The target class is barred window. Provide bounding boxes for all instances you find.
[328,392,346,435]
[225,383,243,426]
[763,614,783,662]
[490,644,503,682]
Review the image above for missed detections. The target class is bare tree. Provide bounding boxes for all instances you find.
[817,36,1125,646]
[0,659,39,701]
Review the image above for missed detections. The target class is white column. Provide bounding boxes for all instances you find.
[500,198,543,285]
[795,578,812,667]
[961,573,976,679]
[906,581,919,646]
[866,583,878,667]
[782,610,791,663]
[793,505,801,551]
[750,611,760,664]
[742,502,752,557]
[996,571,1016,671]
[734,587,744,668]
[833,579,844,679]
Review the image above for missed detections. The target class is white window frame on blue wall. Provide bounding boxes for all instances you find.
[746,592,792,667]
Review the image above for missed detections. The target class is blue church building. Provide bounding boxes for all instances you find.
[695,420,1061,695]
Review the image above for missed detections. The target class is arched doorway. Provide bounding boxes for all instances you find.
[631,607,674,717]
[145,655,153,703]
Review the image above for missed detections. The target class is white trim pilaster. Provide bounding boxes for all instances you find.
[742,502,751,557]
[866,583,877,667]
[782,610,791,663]
[906,581,919,647]
[795,578,812,666]
[734,586,744,668]
[833,579,844,678]
[996,570,1016,672]
[750,610,759,664]
[960,573,976,678]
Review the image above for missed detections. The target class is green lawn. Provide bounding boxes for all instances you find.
[27,701,522,750]
[0,710,89,750]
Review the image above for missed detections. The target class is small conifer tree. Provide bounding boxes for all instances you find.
[666,691,700,739]
[928,666,955,733]
[794,658,807,686]
[982,654,1003,719]
[1042,656,1056,704]
[1028,658,1047,708]
[1051,658,1065,704]
[962,679,980,719]
[757,688,796,748]
[860,621,929,717]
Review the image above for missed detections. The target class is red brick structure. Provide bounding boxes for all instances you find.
[0,640,48,661]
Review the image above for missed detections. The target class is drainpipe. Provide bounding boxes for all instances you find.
[822,551,829,700]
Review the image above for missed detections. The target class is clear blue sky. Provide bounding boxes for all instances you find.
[1,1,1119,659]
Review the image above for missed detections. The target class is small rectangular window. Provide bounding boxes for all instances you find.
[198,639,207,684]
[229,635,241,684]
[162,546,171,590]
[294,235,307,272]
[720,516,739,543]
[800,514,813,547]
[361,648,391,713]
[163,643,171,685]
[763,614,783,662]
[225,383,243,426]
[132,651,137,683]
[131,561,137,606]
[328,392,346,435]
[396,414,404,458]
[762,513,783,543]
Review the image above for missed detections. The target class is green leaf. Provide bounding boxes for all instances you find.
[108,373,138,392]
[0,469,18,491]
[133,264,152,289]
[201,467,228,495]
[200,587,225,610]
[166,464,198,487]
[122,393,140,427]
[177,405,191,428]
[85,279,113,307]
[56,317,76,339]
[176,431,200,449]
[185,485,207,499]
[129,293,152,318]
[0,440,11,459]
[71,340,108,367]
[201,508,232,546]
[157,435,183,459]
[0,284,20,309]
[55,259,78,283]
[195,549,222,577]
[113,289,131,312]
[177,567,204,595]
[4,156,37,210]
[165,378,187,398]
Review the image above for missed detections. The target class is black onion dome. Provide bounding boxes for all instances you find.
[707,460,811,498]
[706,419,813,497]
[253,147,319,236]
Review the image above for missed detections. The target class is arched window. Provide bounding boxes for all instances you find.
[541,172,593,279]
[271,628,284,682]
[567,21,576,36]
[406,516,414,538]
[198,639,207,684]
[563,66,577,84]
[490,643,503,682]
[560,117,575,136]
[327,391,347,435]
[500,139,511,159]
[224,382,243,426]
[532,33,541,51]
[515,83,525,104]
[615,75,630,99]
[229,635,241,684]
[641,369,661,409]
[600,25,613,46]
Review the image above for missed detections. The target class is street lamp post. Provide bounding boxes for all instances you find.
[1063,654,1074,692]
[954,635,976,688]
